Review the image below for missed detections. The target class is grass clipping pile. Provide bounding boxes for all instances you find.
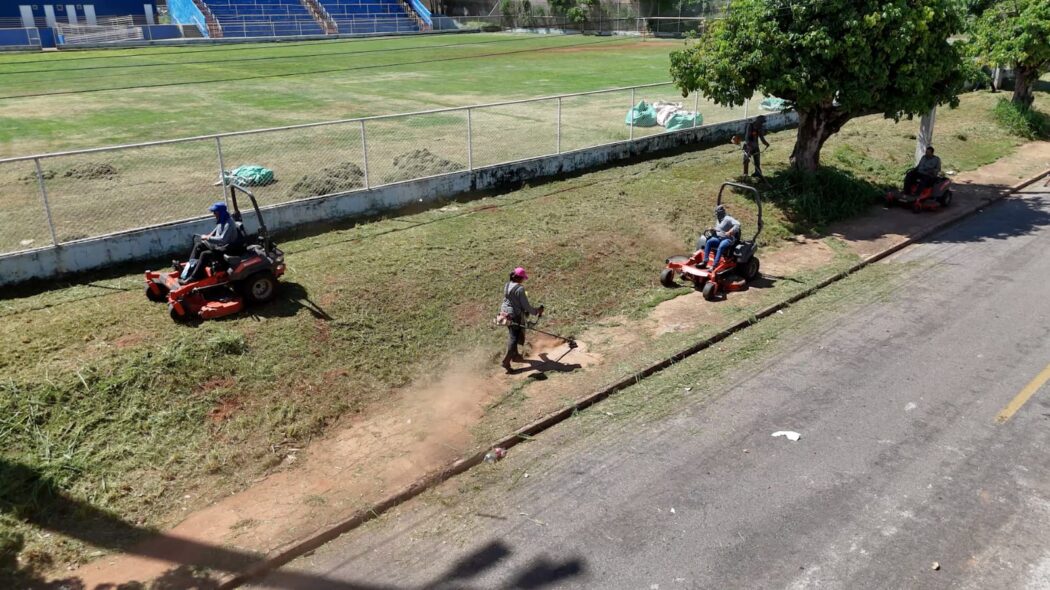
[384,149,463,184]
[19,161,118,183]
[287,162,365,199]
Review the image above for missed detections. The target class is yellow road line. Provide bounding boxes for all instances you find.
[996,362,1050,424]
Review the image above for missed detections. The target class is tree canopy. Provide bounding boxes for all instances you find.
[670,0,970,171]
[970,0,1050,108]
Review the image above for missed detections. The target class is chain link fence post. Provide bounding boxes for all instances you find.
[693,91,700,128]
[556,97,562,154]
[34,157,59,246]
[215,136,228,203]
[744,98,749,119]
[466,107,474,171]
[629,87,636,140]
[360,119,370,188]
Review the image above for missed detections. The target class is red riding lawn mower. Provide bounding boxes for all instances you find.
[659,182,763,301]
[145,183,285,322]
[885,168,953,212]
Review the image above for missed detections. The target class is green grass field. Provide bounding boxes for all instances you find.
[0,33,685,156]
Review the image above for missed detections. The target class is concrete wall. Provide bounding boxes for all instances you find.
[0,111,797,287]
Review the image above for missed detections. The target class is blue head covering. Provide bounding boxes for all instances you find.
[208,202,231,224]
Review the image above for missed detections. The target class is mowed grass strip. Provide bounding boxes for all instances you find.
[0,34,681,155]
[0,89,1038,580]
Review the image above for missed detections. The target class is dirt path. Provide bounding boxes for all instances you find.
[63,142,1050,588]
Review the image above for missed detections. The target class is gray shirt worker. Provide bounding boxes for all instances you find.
[204,220,237,248]
[916,154,942,177]
[715,214,742,240]
[500,282,540,318]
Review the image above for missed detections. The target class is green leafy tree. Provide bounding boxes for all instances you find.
[971,0,1050,109]
[670,0,969,171]
[549,0,574,16]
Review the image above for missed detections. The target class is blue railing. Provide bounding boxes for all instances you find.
[167,0,211,36]
[405,0,431,26]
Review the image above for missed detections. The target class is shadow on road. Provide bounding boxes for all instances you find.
[1,459,584,590]
[922,194,1050,244]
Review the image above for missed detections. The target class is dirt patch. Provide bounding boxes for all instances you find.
[286,162,365,199]
[111,332,147,350]
[650,290,727,336]
[197,376,237,394]
[384,149,463,184]
[452,300,488,325]
[71,353,509,587]
[761,239,836,277]
[208,397,242,424]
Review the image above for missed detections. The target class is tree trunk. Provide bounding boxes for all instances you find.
[790,106,852,172]
[1012,65,1036,109]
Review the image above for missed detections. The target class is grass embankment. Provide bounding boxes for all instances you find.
[0,88,1040,583]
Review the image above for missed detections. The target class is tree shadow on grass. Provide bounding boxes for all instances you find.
[745,166,890,236]
[1,459,586,589]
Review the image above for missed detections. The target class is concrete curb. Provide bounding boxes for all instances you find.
[217,170,1043,588]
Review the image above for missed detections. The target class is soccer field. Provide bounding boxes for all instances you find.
[0,33,768,254]
[0,33,683,156]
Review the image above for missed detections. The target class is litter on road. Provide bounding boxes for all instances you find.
[772,431,801,441]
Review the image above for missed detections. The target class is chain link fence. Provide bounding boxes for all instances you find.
[0,81,769,256]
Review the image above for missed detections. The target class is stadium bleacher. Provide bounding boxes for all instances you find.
[320,0,419,34]
[200,0,419,37]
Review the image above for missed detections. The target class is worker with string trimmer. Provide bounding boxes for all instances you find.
[496,267,544,372]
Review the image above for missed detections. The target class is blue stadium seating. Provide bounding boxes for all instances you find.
[200,0,418,37]
[319,0,418,33]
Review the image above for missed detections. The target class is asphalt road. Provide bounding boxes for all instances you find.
[251,189,1050,590]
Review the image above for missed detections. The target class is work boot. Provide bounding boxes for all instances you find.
[501,354,513,373]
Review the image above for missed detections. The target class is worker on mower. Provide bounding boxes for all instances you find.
[698,205,741,269]
[498,267,544,373]
[904,146,942,195]
[742,115,770,178]
[179,202,238,283]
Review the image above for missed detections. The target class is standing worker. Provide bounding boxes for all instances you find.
[498,267,544,372]
[742,115,770,178]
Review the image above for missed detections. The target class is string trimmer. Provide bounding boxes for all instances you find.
[519,318,578,350]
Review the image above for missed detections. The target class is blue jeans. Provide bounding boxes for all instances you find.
[701,236,735,268]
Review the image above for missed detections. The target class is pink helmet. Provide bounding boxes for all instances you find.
[512,267,528,280]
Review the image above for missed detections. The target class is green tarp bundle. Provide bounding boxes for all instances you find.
[222,165,275,187]
[625,100,658,127]
[665,111,703,131]
[760,96,790,112]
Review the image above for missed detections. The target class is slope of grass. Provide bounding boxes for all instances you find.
[0,88,1040,581]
